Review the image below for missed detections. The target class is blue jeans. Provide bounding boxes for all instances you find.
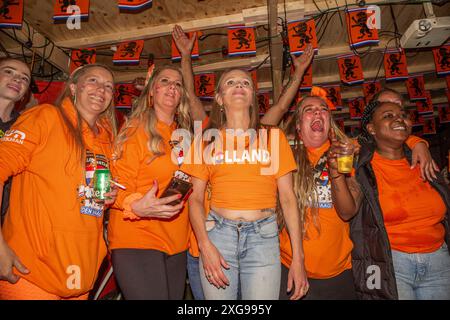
[392,242,450,300]
[199,211,281,300]
[187,252,205,300]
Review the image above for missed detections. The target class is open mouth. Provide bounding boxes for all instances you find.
[311,119,324,132]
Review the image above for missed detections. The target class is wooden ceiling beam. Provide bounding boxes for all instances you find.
[55,2,305,48]
[268,0,284,101]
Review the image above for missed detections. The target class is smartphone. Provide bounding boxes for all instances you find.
[159,177,193,206]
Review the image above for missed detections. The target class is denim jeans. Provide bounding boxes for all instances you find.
[199,211,281,300]
[392,242,450,300]
[187,252,205,300]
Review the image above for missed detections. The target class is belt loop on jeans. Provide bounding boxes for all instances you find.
[210,210,224,226]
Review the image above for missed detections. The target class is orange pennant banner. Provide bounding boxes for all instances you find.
[195,73,215,99]
[407,108,422,127]
[114,83,140,109]
[416,92,433,115]
[432,43,450,76]
[348,97,365,119]
[363,81,381,104]
[406,75,426,101]
[70,48,96,73]
[345,7,379,48]
[113,40,144,65]
[438,104,450,124]
[0,0,23,28]
[118,0,152,12]
[422,115,436,135]
[257,92,270,116]
[338,55,364,85]
[53,0,90,22]
[227,26,256,57]
[384,49,408,82]
[323,85,343,110]
[287,18,318,56]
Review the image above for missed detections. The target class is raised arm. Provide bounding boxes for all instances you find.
[172,25,207,122]
[261,44,314,126]
[328,129,362,221]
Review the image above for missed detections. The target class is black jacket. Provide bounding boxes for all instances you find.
[350,144,450,300]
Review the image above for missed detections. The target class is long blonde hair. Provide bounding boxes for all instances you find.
[283,96,347,238]
[114,65,191,161]
[54,63,117,164]
[207,69,259,130]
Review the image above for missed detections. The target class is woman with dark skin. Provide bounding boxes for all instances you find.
[329,100,450,299]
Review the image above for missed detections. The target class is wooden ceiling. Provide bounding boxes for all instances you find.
[1,0,449,113]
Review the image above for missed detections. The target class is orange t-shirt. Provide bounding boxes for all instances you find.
[279,141,353,279]
[0,99,113,298]
[108,121,190,255]
[181,128,297,210]
[371,152,446,253]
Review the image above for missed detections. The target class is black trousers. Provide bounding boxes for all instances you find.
[279,264,357,300]
[112,248,187,300]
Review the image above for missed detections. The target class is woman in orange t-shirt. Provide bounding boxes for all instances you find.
[279,87,437,300]
[331,100,450,299]
[108,65,193,299]
[0,64,117,300]
[182,68,308,300]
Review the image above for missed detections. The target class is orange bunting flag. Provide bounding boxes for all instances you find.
[70,48,96,73]
[300,64,313,91]
[114,83,140,109]
[53,0,90,22]
[227,26,256,57]
[345,7,379,48]
[407,108,422,127]
[249,69,258,91]
[195,73,215,99]
[432,43,450,76]
[384,48,408,82]
[363,81,381,104]
[172,31,199,61]
[118,0,152,12]
[421,115,436,135]
[0,0,23,28]
[348,97,365,120]
[323,85,343,110]
[113,40,144,65]
[338,54,364,85]
[406,75,426,101]
[334,116,346,132]
[416,92,433,115]
[438,104,450,124]
[257,92,270,116]
[287,18,318,56]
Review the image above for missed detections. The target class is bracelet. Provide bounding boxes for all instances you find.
[330,174,345,180]
[122,193,144,220]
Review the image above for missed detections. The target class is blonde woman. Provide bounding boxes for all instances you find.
[108,65,192,300]
[182,68,308,300]
[0,63,117,299]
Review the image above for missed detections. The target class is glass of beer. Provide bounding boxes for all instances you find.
[337,142,354,174]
